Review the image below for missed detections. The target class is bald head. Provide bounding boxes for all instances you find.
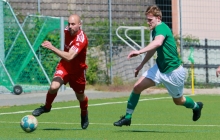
[68,14,81,36]
[69,14,81,24]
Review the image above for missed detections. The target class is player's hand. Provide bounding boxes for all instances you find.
[41,41,54,50]
[134,64,143,77]
[127,50,140,59]
[216,66,220,77]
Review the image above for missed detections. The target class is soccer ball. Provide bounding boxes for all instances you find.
[20,115,38,133]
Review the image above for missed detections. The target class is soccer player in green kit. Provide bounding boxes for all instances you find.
[113,5,203,127]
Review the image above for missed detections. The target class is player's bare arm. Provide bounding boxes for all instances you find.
[41,40,77,61]
[216,66,220,77]
[127,35,164,59]
[140,49,156,65]
[134,49,156,77]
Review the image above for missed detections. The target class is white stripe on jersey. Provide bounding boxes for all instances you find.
[76,31,85,43]
[68,41,73,46]
[71,45,79,53]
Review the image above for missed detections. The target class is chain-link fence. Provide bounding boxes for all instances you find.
[180,1,220,87]
[1,0,220,94]
[0,0,64,94]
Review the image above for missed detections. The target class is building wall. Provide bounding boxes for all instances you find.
[171,0,179,36]
[9,0,155,25]
[181,0,220,40]
[3,0,220,85]
[8,0,220,41]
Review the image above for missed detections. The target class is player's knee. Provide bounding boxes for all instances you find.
[49,84,60,93]
[133,86,143,93]
[75,93,85,102]
[173,101,182,105]
[77,96,84,102]
[173,98,185,105]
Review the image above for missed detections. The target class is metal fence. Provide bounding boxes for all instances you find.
[179,0,220,87]
[1,0,220,91]
[183,39,220,86]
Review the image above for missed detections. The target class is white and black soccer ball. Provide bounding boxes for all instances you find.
[20,115,38,133]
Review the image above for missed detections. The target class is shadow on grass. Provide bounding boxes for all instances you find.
[118,130,187,133]
[42,128,82,131]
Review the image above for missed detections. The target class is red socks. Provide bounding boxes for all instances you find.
[80,96,88,116]
[45,91,57,109]
[44,92,88,116]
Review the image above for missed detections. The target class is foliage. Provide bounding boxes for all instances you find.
[112,76,124,86]
[86,47,111,85]
[84,18,150,48]
[86,53,99,85]
[83,18,150,85]
[185,68,197,88]
[3,11,61,85]
[174,34,200,50]
[174,34,200,88]
[36,30,61,81]
[174,34,200,63]
[4,8,150,86]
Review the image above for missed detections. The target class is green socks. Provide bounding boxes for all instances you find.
[125,94,199,120]
[183,96,199,110]
[125,91,140,119]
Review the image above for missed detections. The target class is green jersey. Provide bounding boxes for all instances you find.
[152,22,181,73]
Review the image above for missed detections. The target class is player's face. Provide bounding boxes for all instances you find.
[68,17,81,36]
[146,13,160,30]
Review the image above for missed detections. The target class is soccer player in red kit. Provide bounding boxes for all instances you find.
[32,14,89,129]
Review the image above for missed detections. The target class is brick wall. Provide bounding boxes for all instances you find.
[8,0,155,25]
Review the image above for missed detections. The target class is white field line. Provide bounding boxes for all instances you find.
[0,121,219,127]
[0,95,193,115]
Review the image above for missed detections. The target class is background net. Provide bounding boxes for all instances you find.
[0,1,66,93]
[1,0,220,94]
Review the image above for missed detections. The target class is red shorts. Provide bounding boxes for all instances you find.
[54,64,86,94]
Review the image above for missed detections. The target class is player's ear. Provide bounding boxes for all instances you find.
[79,20,82,26]
[78,21,82,29]
[157,16,162,21]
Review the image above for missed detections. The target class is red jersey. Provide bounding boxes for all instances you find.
[59,27,88,74]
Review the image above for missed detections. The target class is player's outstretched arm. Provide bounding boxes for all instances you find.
[41,40,77,61]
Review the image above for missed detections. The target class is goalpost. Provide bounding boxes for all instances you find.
[0,0,4,61]
[0,0,66,94]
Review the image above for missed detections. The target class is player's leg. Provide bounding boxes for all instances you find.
[45,76,64,108]
[75,92,89,129]
[162,66,203,121]
[172,96,203,121]
[32,77,64,116]
[114,65,159,127]
[113,77,155,127]
[126,77,155,119]
[70,70,89,129]
[75,93,88,117]
[32,66,67,117]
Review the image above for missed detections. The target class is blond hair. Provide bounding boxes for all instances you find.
[145,5,162,19]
